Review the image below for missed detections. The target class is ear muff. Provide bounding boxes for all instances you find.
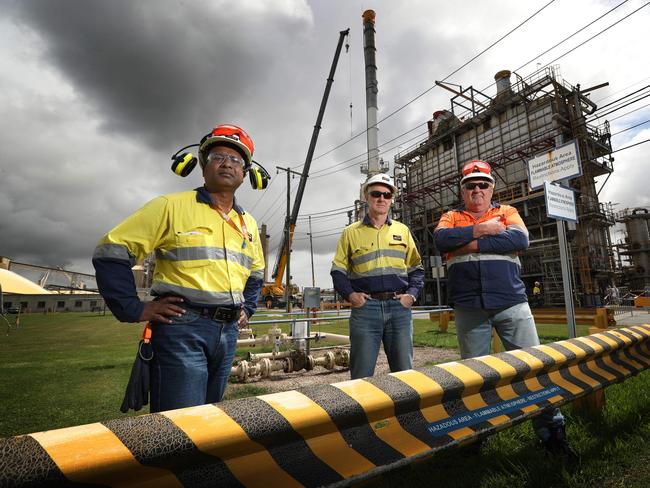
[171,143,200,177]
[171,152,197,177]
[248,162,271,190]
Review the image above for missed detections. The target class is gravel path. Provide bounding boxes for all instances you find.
[227,346,460,395]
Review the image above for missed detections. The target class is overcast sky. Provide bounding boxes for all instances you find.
[1,0,648,290]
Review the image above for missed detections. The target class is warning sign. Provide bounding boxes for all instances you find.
[544,181,578,222]
[527,140,581,190]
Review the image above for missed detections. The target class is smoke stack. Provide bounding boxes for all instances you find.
[363,10,380,175]
[494,70,512,98]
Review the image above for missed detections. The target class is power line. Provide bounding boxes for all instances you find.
[510,0,629,75]
[302,0,558,166]
[308,0,644,178]
[611,136,650,154]
[609,102,650,122]
[611,118,650,136]
[543,0,650,67]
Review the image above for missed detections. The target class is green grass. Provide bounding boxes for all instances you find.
[2,312,650,486]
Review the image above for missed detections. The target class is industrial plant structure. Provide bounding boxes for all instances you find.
[391,66,643,307]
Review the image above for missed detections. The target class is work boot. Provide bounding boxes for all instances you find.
[543,425,578,462]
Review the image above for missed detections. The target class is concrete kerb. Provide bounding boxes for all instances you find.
[2,324,650,488]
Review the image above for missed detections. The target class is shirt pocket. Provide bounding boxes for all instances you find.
[173,227,215,268]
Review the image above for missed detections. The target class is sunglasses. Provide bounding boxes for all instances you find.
[464,181,492,190]
[368,190,393,199]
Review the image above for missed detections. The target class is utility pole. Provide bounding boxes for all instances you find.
[308,215,315,287]
[277,166,302,313]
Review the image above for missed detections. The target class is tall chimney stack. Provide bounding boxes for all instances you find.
[362,10,380,175]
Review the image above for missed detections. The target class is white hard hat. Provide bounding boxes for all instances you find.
[362,173,397,194]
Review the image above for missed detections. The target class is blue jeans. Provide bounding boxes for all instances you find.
[454,302,565,441]
[149,309,238,413]
[349,299,413,379]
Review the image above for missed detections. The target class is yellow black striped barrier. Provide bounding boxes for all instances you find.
[2,325,650,487]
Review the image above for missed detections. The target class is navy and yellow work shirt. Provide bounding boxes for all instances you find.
[330,215,424,300]
[92,187,265,322]
[434,202,528,309]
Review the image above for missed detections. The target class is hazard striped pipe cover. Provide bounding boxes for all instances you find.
[2,324,650,488]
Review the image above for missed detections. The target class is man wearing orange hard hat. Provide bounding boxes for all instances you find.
[93,124,265,413]
[434,159,574,458]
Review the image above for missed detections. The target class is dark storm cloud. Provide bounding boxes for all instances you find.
[10,0,310,147]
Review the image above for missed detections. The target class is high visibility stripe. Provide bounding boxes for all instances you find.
[334,379,431,457]
[330,264,347,274]
[31,423,181,488]
[407,264,425,274]
[163,405,300,488]
[447,253,521,267]
[259,391,375,477]
[156,247,254,269]
[93,243,135,264]
[351,248,407,266]
[349,267,408,280]
[249,269,264,280]
[151,281,244,305]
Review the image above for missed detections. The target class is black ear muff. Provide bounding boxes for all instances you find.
[171,152,197,177]
[248,162,271,190]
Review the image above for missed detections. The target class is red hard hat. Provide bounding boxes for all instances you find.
[460,159,495,184]
[199,124,254,168]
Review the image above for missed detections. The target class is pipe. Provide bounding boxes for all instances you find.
[230,347,351,381]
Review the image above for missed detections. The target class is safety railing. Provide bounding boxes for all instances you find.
[2,325,649,487]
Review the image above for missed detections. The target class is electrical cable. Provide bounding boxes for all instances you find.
[611,118,650,136]
[301,0,558,166]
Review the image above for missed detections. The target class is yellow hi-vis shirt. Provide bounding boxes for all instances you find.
[95,190,264,307]
[330,216,424,298]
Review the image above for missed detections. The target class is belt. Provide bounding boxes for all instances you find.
[369,291,400,301]
[185,304,241,322]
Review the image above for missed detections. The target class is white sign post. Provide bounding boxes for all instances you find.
[528,141,581,339]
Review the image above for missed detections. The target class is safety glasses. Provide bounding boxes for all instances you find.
[464,181,492,190]
[206,152,245,167]
[368,190,393,199]
[462,160,492,176]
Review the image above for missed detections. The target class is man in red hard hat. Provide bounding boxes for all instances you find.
[434,160,575,458]
[93,124,265,412]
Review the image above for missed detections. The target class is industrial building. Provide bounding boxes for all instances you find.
[392,65,631,307]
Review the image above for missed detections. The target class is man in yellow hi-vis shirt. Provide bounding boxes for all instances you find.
[331,173,424,379]
[93,124,264,412]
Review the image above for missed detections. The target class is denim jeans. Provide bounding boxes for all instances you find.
[149,309,239,413]
[349,299,413,379]
[454,301,565,441]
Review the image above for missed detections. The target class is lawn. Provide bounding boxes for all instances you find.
[2,312,650,487]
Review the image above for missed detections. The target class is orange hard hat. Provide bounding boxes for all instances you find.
[199,124,254,168]
[460,159,495,185]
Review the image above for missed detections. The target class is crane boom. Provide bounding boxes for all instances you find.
[271,28,350,284]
